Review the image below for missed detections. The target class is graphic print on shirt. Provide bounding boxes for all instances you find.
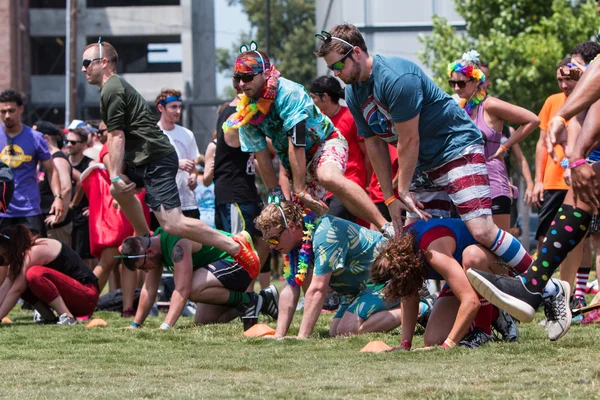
[1,144,32,168]
[362,95,397,144]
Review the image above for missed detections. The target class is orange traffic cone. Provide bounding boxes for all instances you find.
[243,323,276,337]
[85,318,108,328]
[1,317,12,323]
[360,340,392,353]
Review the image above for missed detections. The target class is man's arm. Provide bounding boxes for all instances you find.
[357,140,373,190]
[0,272,27,320]
[40,158,64,222]
[297,272,331,339]
[163,240,193,328]
[287,137,307,193]
[533,130,548,206]
[132,266,163,327]
[271,269,313,338]
[254,148,279,189]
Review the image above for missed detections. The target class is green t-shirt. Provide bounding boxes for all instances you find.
[154,227,234,272]
[100,74,174,166]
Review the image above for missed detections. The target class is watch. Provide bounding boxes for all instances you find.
[54,194,63,199]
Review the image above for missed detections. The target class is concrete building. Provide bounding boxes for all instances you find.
[316,0,465,77]
[0,0,218,152]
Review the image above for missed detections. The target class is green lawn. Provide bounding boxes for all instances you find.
[0,303,599,400]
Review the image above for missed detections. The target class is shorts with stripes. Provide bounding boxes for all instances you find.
[203,259,252,292]
[424,144,492,222]
[407,169,452,219]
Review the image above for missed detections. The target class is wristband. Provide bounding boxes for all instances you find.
[400,339,412,349]
[441,338,456,349]
[384,195,397,207]
[294,189,308,198]
[160,322,170,330]
[500,144,509,152]
[130,321,141,328]
[110,175,121,183]
[568,159,587,169]
[551,115,568,127]
[560,157,569,169]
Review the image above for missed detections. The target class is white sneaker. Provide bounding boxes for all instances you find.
[543,280,571,341]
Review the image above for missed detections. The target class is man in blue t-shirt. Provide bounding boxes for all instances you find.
[226,47,390,235]
[314,24,532,277]
[0,90,63,235]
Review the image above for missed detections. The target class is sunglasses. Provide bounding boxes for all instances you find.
[114,236,151,269]
[264,205,289,246]
[448,79,473,89]
[97,129,106,135]
[233,74,258,84]
[328,47,354,71]
[67,140,85,145]
[82,58,102,68]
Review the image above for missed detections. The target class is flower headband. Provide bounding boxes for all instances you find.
[447,50,485,84]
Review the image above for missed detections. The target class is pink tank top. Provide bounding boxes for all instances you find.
[475,98,511,200]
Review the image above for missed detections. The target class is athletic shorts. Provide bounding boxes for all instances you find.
[134,151,181,211]
[491,195,512,215]
[216,200,262,237]
[0,214,44,235]
[425,144,492,222]
[333,284,400,320]
[305,135,348,202]
[536,189,567,240]
[203,259,252,292]
[407,170,451,219]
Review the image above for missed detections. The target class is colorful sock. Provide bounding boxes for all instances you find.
[522,205,592,293]
[489,229,532,274]
[575,267,591,299]
[473,296,493,335]
[225,291,251,306]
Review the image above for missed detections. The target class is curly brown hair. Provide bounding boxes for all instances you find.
[370,231,427,301]
[254,202,303,238]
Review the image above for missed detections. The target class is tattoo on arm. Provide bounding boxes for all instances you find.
[171,245,184,263]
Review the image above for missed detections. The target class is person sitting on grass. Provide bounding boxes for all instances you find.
[0,224,100,325]
[255,202,415,339]
[370,218,519,350]
[119,227,278,330]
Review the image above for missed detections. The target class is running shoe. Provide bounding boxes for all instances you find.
[237,292,263,319]
[492,309,519,342]
[322,291,341,311]
[417,294,435,329]
[466,269,542,323]
[571,296,587,324]
[232,231,260,277]
[259,285,279,320]
[458,327,494,349]
[33,310,58,324]
[543,280,571,341]
[582,307,600,324]
[56,313,78,326]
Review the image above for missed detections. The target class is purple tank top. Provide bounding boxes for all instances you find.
[475,98,511,200]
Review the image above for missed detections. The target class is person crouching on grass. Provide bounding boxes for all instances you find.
[371,218,519,350]
[119,227,278,330]
[0,224,99,325]
[255,202,412,339]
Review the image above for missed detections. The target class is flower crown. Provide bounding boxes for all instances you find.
[447,50,485,84]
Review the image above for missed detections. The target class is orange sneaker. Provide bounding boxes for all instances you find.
[232,230,260,278]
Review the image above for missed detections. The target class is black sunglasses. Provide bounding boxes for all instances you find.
[67,140,85,145]
[82,58,102,68]
[233,74,258,84]
[97,129,107,135]
[448,79,473,89]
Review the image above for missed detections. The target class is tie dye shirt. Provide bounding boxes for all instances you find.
[313,215,384,297]
[238,77,336,170]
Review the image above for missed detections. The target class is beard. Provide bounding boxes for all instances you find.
[341,61,362,85]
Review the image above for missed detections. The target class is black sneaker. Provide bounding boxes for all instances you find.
[466,269,542,323]
[543,280,571,341]
[33,310,58,325]
[259,285,279,320]
[492,309,519,342]
[237,292,263,319]
[458,327,494,349]
[417,294,435,329]
[322,291,341,311]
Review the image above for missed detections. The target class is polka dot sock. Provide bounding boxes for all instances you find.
[521,205,591,293]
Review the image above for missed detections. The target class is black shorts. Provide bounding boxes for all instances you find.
[326,195,356,223]
[203,259,252,292]
[0,214,44,235]
[150,208,199,231]
[536,189,568,240]
[135,151,181,212]
[72,217,92,259]
[491,196,512,215]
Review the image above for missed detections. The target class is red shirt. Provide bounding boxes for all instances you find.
[369,144,399,203]
[330,106,366,189]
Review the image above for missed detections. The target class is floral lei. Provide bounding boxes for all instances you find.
[459,89,486,116]
[283,209,320,287]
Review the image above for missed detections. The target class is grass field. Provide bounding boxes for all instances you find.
[0,301,599,400]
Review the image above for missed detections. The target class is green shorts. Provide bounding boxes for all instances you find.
[334,284,400,320]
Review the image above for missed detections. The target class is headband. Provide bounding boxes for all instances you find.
[315,30,354,49]
[159,95,183,106]
[98,36,102,59]
[447,50,485,84]
[235,41,267,75]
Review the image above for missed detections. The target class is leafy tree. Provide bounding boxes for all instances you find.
[420,0,600,158]
[217,0,316,94]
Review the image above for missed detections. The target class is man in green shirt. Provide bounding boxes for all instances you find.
[119,228,279,329]
[81,40,260,276]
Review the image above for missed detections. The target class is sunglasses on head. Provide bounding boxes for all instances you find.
[233,73,258,84]
[264,205,289,246]
[328,47,354,71]
[448,79,473,89]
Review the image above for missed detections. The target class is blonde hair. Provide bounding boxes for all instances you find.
[255,203,303,237]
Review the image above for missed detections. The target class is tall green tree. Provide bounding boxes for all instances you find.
[420,0,599,157]
[217,0,316,95]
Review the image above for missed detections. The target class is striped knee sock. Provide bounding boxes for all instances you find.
[575,267,591,299]
[489,229,532,274]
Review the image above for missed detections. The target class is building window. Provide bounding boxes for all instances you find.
[30,0,67,7]
[31,37,66,75]
[87,0,180,7]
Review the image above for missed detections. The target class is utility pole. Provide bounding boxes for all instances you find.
[266,0,271,55]
[65,0,77,125]
[65,0,71,126]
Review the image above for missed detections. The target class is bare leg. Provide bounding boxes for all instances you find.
[194,303,238,324]
[317,165,387,229]
[334,307,402,336]
[424,296,460,346]
[120,264,138,311]
[109,189,151,237]
[93,247,120,291]
[48,296,73,318]
[492,213,511,232]
[258,272,270,290]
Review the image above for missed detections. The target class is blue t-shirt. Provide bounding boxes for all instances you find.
[345,55,483,172]
[0,125,51,217]
[239,77,336,170]
[313,215,384,296]
[407,218,479,280]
